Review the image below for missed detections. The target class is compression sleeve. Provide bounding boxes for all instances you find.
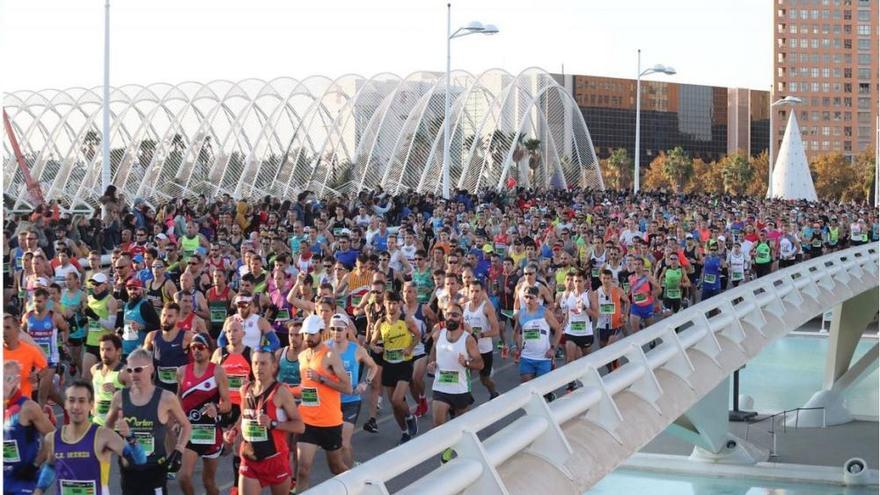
[36,463,55,491]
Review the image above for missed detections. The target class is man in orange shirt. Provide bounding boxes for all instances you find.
[3,314,50,401]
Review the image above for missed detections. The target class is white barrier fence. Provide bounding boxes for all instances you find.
[308,244,879,495]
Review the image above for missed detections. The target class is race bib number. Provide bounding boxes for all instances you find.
[703,274,717,284]
[622,282,630,294]
[599,303,615,315]
[241,419,268,442]
[96,399,111,415]
[812,239,822,248]
[133,432,154,456]
[334,228,344,237]
[633,293,648,304]
[570,321,588,335]
[591,268,600,278]
[383,349,404,363]
[122,323,138,341]
[228,375,245,390]
[190,424,217,445]
[88,320,103,334]
[3,440,20,463]
[38,340,51,356]
[665,288,682,299]
[351,295,363,307]
[470,326,483,338]
[210,307,227,323]
[500,310,515,319]
[157,366,177,384]
[60,479,97,495]
[301,387,320,406]
[523,328,540,340]
[274,309,290,323]
[438,370,460,384]
[731,271,744,281]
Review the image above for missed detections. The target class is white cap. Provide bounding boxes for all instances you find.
[718,235,726,242]
[300,314,325,335]
[89,272,109,284]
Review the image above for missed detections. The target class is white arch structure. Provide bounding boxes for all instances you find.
[3,68,602,208]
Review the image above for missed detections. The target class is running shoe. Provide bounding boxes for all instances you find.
[399,432,412,445]
[500,345,510,360]
[362,417,379,434]
[405,414,419,437]
[413,397,429,417]
[489,391,500,400]
[440,448,455,464]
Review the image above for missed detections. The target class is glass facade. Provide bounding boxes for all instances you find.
[573,75,769,164]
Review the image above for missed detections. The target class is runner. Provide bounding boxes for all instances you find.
[21,288,69,406]
[559,270,597,390]
[3,314,50,404]
[121,278,161,359]
[60,272,87,379]
[369,291,420,444]
[82,272,119,383]
[513,287,562,387]
[427,301,482,428]
[658,253,690,314]
[236,348,304,495]
[144,303,194,394]
[105,347,192,495]
[218,294,280,352]
[401,281,434,417]
[3,360,55,495]
[206,270,236,340]
[296,314,353,491]
[90,334,129,427]
[462,280,501,400]
[700,242,725,301]
[176,333,230,495]
[627,258,661,332]
[32,378,148,495]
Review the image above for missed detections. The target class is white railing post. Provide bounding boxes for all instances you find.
[658,327,695,389]
[580,366,624,444]
[622,344,664,414]
[522,392,574,477]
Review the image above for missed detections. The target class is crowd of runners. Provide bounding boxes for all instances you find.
[3,185,878,495]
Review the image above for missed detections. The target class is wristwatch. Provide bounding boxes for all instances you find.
[317,375,325,385]
[270,420,278,430]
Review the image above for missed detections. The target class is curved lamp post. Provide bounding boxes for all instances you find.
[633,49,675,195]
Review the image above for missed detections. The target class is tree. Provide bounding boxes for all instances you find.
[684,158,723,194]
[661,146,694,193]
[642,152,673,191]
[810,153,855,201]
[604,147,633,191]
[720,153,754,196]
[746,152,770,197]
[523,138,542,185]
[843,148,876,203]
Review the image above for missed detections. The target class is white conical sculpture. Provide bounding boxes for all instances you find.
[768,112,817,201]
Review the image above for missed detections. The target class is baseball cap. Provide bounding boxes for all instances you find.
[34,277,50,287]
[330,313,349,328]
[300,314,325,335]
[125,278,144,288]
[191,333,211,348]
[233,295,253,305]
[156,233,168,241]
[89,272,109,285]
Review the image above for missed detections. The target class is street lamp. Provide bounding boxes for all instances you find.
[442,4,498,199]
[767,95,804,197]
[633,49,675,195]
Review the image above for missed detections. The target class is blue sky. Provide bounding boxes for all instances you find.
[1,0,771,91]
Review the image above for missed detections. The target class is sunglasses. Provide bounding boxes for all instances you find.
[524,295,537,300]
[190,343,207,351]
[446,312,462,318]
[330,326,347,332]
[414,257,424,260]
[236,302,250,307]
[370,290,381,294]
[524,271,536,276]
[126,365,149,374]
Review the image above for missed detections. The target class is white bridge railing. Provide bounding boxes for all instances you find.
[308,244,879,495]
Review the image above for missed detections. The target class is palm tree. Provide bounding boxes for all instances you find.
[523,138,542,185]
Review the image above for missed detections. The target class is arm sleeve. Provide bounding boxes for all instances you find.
[262,331,280,351]
[140,303,161,331]
[217,332,228,348]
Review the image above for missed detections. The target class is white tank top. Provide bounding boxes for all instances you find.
[562,291,593,336]
[519,307,551,361]
[237,313,262,349]
[432,328,470,395]
[596,286,615,329]
[463,300,493,354]
[728,252,745,280]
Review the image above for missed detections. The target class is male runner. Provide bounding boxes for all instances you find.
[3,360,55,495]
[90,334,129,427]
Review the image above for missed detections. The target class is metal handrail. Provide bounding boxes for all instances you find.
[308,244,879,495]
[745,406,827,458]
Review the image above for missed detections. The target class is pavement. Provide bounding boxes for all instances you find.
[89,314,877,494]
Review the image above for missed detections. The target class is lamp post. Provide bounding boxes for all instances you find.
[442,4,498,199]
[633,49,675,195]
[102,0,111,193]
[767,95,803,198]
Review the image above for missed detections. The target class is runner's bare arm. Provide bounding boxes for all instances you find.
[274,386,305,434]
[162,389,192,453]
[324,351,353,395]
[482,302,500,338]
[464,334,484,371]
[104,390,123,430]
[214,366,232,413]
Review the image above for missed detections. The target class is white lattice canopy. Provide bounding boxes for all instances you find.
[4,68,602,208]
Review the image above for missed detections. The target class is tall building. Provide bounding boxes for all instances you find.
[773,0,878,162]
[567,74,768,164]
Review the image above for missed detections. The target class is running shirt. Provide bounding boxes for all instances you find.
[121,387,167,463]
[219,346,252,406]
[92,364,124,426]
[206,287,231,332]
[432,329,470,395]
[518,306,551,361]
[122,299,148,356]
[236,314,263,350]
[179,363,222,451]
[3,395,41,493]
[86,294,113,348]
[596,286,625,330]
[561,291,592,336]
[338,341,361,404]
[463,300,493,354]
[146,279,169,312]
[152,330,188,392]
[277,347,301,388]
[53,423,111,495]
[25,310,58,364]
[728,251,745,282]
[61,289,86,341]
[663,268,684,300]
[628,275,654,307]
[379,320,412,364]
[412,268,434,304]
[241,382,289,461]
[402,304,428,357]
[702,256,722,291]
